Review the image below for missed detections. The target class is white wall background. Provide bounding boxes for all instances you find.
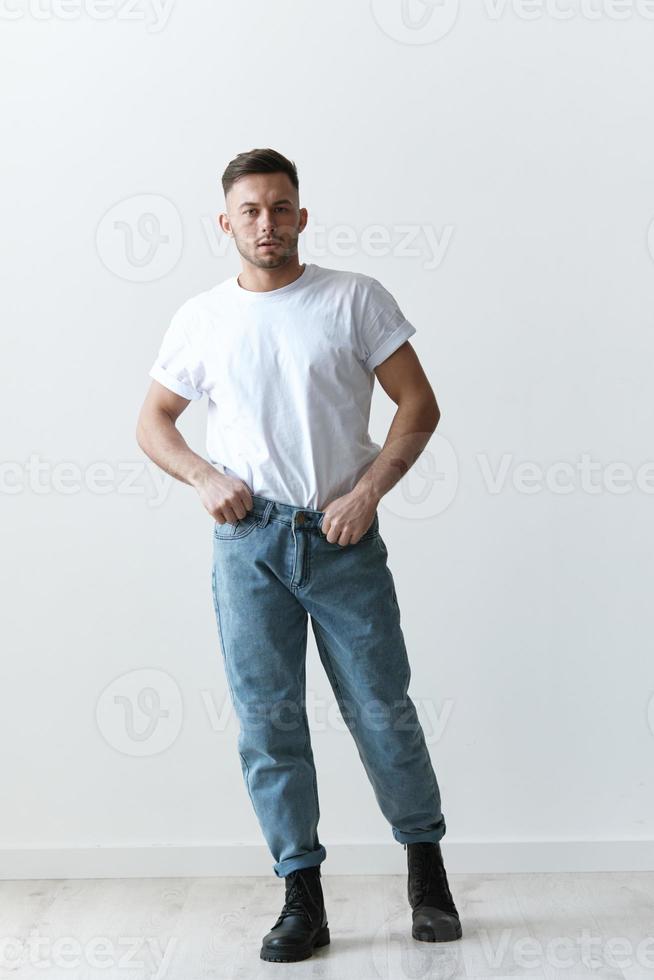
[2,0,653,877]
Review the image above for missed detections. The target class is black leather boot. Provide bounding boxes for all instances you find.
[260,864,330,962]
[406,841,462,942]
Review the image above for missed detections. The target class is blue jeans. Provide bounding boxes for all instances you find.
[210,492,446,877]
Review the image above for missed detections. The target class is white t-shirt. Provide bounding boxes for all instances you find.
[148,262,417,509]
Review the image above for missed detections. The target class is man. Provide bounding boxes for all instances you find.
[136,147,461,963]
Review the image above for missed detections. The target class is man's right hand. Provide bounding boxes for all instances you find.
[135,381,254,524]
[193,469,254,526]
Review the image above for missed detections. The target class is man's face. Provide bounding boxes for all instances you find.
[220,172,307,271]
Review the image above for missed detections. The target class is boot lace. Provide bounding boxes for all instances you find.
[410,845,457,914]
[279,872,317,923]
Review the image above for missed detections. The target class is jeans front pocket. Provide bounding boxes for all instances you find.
[214,509,261,541]
[358,512,380,542]
[319,511,380,547]
[360,515,380,541]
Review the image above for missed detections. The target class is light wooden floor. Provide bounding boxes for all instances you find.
[1,871,652,978]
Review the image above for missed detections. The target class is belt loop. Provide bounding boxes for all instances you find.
[259,500,274,527]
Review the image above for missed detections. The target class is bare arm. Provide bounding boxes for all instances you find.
[135,380,254,525]
[321,341,440,545]
[356,340,440,501]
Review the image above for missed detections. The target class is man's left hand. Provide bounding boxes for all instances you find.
[320,489,379,547]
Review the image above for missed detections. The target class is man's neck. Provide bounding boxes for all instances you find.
[237,260,306,293]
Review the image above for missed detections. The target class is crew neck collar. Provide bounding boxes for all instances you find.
[230,262,314,301]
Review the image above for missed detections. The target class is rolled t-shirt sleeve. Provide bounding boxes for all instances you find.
[148,301,205,401]
[356,277,417,372]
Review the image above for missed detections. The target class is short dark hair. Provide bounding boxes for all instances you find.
[221,148,299,200]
